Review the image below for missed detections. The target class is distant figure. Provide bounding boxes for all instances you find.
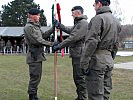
[0,39,5,54]
[13,40,18,53]
[45,46,50,53]
[6,40,12,54]
[20,39,26,53]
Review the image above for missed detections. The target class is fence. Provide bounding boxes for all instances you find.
[0,46,69,55]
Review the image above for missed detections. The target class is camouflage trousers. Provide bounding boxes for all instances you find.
[28,61,42,95]
[86,68,112,100]
[72,57,87,100]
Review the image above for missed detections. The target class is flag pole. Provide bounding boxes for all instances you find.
[54,50,57,100]
[52,1,58,100]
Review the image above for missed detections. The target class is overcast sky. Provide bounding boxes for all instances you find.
[0,0,133,26]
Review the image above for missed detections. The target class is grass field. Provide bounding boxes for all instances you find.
[0,55,133,100]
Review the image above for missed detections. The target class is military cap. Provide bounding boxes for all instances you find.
[28,8,41,15]
[71,6,84,13]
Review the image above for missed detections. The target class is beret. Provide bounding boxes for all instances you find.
[96,0,110,5]
[71,6,84,13]
[28,8,41,15]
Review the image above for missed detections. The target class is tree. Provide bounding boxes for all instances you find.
[40,9,47,26]
[119,24,133,47]
[0,0,47,26]
[111,0,125,23]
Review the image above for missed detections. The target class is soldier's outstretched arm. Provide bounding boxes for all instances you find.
[54,19,72,34]
[41,26,54,39]
[25,26,52,46]
[59,24,72,34]
[59,21,88,48]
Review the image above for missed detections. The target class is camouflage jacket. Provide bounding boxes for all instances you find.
[59,15,88,58]
[80,6,121,70]
[24,19,53,64]
[6,41,12,47]
[0,40,5,47]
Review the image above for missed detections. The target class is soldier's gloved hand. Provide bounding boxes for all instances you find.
[53,44,61,51]
[54,19,60,29]
[53,45,61,51]
[52,41,59,46]
[81,68,90,76]
[52,42,61,51]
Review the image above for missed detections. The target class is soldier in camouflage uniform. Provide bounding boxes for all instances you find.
[80,0,121,100]
[0,39,5,54]
[6,40,12,54]
[24,8,53,100]
[53,6,88,100]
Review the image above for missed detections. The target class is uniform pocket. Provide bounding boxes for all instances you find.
[29,62,42,75]
[90,53,114,71]
[26,52,34,64]
[86,76,104,94]
[69,47,82,57]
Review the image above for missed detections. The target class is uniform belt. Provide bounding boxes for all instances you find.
[70,44,83,48]
[95,50,111,54]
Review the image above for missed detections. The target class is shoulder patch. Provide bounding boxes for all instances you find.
[76,24,81,29]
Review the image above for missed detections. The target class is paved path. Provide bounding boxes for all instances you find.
[116,51,133,56]
[114,62,133,70]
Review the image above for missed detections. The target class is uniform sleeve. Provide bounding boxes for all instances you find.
[25,26,52,46]
[60,24,72,34]
[111,22,121,59]
[111,41,118,59]
[80,17,102,69]
[59,21,88,48]
[41,27,54,39]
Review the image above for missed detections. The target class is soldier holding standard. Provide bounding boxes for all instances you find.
[53,6,88,100]
[24,8,54,100]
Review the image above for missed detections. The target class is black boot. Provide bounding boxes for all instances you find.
[29,94,40,100]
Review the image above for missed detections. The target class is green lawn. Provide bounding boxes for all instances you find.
[115,56,133,63]
[0,55,133,100]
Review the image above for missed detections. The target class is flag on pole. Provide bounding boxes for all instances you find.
[56,3,64,58]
